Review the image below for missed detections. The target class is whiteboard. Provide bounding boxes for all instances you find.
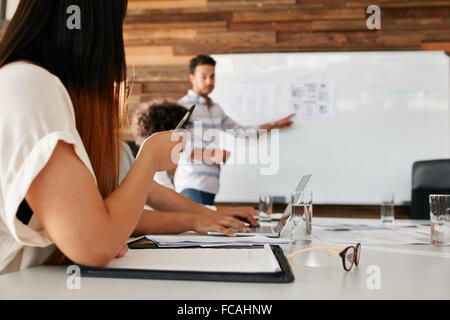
[210,51,450,205]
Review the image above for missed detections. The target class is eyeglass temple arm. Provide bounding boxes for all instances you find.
[125,64,135,97]
[286,246,348,261]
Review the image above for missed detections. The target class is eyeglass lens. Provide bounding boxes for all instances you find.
[355,244,361,266]
[343,247,355,271]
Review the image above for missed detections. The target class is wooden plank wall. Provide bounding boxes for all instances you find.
[218,202,411,219]
[124,0,450,138]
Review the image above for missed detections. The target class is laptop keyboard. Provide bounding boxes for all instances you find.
[251,224,283,234]
[251,226,274,233]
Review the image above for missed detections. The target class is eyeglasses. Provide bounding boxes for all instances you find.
[286,243,361,271]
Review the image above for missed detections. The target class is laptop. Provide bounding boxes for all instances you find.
[208,174,312,238]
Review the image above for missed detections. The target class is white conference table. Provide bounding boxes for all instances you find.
[0,218,449,300]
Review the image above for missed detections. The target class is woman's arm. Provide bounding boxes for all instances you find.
[146,181,259,226]
[133,210,251,237]
[147,180,213,215]
[26,132,184,267]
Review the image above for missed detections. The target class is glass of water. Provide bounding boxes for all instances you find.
[290,190,313,243]
[429,195,450,247]
[258,190,273,222]
[380,192,395,224]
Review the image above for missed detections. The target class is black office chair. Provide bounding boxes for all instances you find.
[411,159,450,219]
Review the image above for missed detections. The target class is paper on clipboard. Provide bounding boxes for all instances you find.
[107,244,281,273]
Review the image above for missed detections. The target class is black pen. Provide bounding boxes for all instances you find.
[174,105,195,132]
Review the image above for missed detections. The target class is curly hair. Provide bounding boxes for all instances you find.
[131,99,190,146]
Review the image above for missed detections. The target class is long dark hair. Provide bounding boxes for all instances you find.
[0,0,128,198]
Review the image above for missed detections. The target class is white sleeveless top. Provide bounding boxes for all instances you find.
[0,61,96,274]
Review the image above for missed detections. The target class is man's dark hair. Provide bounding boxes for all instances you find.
[189,55,216,75]
[132,99,191,146]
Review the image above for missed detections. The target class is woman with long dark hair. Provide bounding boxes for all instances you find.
[0,0,255,274]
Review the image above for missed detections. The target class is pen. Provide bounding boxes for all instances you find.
[174,105,195,132]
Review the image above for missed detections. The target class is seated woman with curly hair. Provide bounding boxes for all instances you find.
[129,99,259,223]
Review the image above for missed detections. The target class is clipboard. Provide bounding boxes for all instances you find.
[79,238,294,283]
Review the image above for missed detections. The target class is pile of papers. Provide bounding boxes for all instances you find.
[312,222,426,232]
[146,234,292,248]
[311,220,432,245]
[146,220,435,247]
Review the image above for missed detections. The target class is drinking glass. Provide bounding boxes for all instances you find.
[290,190,313,243]
[258,190,273,222]
[429,195,450,247]
[380,192,395,224]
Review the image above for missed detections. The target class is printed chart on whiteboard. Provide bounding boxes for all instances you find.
[290,82,335,119]
[225,81,335,123]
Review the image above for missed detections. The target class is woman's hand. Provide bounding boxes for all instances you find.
[216,206,259,227]
[191,214,252,237]
[138,130,186,172]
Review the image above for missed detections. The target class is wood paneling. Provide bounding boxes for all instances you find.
[232,8,365,22]
[422,41,450,51]
[216,203,411,219]
[128,0,208,11]
[124,0,450,150]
